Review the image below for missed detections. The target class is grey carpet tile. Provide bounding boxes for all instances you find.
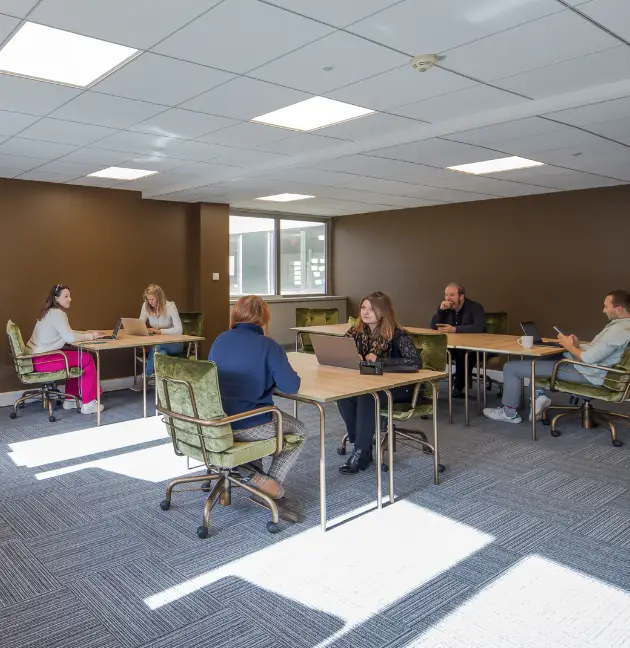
[0,539,62,608]
[0,467,65,503]
[29,519,150,583]
[571,508,630,548]
[70,557,222,648]
[447,544,520,587]
[0,586,121,648]
[541,454,630,488]
[327,613,416,648]
[0,514,18,544]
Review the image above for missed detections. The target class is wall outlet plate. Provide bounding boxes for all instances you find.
[212,273,220,280]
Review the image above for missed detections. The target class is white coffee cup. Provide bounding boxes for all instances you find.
[518,336,534,350]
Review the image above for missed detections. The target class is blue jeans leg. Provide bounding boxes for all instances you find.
[146,343,185,376]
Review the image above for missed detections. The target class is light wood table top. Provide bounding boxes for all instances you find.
[292,323,441,337]
[286,352,446,403]
[71,331,203,351]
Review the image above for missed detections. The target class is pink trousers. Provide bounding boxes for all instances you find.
[32,349,100,403]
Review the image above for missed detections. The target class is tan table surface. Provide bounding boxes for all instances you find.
[72,331,203,351]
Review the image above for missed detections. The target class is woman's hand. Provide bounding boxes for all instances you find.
[365,353,378,362]
[89,330,106,339]
[148,327,160,334]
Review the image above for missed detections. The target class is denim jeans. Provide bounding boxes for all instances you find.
[146,343,185,376]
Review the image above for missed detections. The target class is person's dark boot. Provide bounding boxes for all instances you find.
[452,387,465,399]
[339,448,372,474]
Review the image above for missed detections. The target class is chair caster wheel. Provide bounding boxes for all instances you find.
[381,463,389,472]
[438,464,446,473]
[196,526,209,539]
[550,429,561,437]
[159,499,170,511]
[612,439,624,447]
[336,446,346,456]
[267,521,280,534]
[420,415,429,420]
[542,418,550,426]
[10,412,17,419]
[200,481,211,492]
[49,415,56,422]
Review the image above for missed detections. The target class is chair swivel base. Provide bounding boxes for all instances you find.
[9,386,80,423]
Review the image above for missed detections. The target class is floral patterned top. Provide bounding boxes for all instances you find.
[345,324,421,369]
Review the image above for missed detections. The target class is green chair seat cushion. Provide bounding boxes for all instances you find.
[20,367,82,384]
[379,398,433,421]
[296,308,339,353]
[536,376,625,402]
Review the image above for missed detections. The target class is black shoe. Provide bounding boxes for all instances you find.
[339,449,371,474]
[452,388,465,399]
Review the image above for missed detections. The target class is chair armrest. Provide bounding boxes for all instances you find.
[550,358,630,392]
[14,350,71,376]
[156,404,285,456]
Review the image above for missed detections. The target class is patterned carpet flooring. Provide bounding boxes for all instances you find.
[1,385,629,648]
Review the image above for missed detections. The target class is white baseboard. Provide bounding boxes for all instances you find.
[0,376,135,408]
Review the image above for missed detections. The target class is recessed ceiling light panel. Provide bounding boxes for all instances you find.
[447,156,545,174]
[256,193,315,202]
[88,167,157,181]
[251,97,374,131]
[0,22,137,87]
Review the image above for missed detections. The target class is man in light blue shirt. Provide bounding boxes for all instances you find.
[484,290,630,425]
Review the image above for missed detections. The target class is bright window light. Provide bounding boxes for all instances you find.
[251,97,375,131]
[256,193,315,202]
[88,167,158,181]
[0,22,137,87]
[447,156,545,174]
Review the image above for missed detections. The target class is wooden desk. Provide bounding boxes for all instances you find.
[281,352,447,531]
[72,332,204,426]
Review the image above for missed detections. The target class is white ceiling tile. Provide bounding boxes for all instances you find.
[392,85,529,122]
[180,77,311,121]
[0,12,19,41]
[257,133,346,155]
[29,0,222,49]
[197,122,290,148]
[0,75,81,115]
[0,109,39,137]
[317,112,420,140]
[263,0,399,27]
[327,65,477,112]
[0,152,46,170]
[0,1,39,18]
[153,0,333,74]
[116,171,203,192]
[66,176,126,188]
[16,170,85,183]
[489,167,623,190]
[34,160,108,175]
[129,109,238,140]
[93,53,235,106]
[92,131,185,156]
[443,117,561,146]
[544,96,630,127]
[531,139,630,165]
[486,128,606,156]
[569,161,630,182]
[578,0,630,42]
[0,166,21,178]
[0,137,77,159]
[154,161,236,183]
[158,140,232,162]
[116,155,193,173]
[494,46,630,99]
[208,148,288,167]
[251,30,407,95]
[16,118,117,145]
[578,116,630,140]
[445,11,619,83]
[50,92,165,129]
[59,148,131,166]
[349,0,563,54]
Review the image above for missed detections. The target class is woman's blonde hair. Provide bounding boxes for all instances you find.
[143,284,167,318]
[352,291,400,341]
[231,295,271,330]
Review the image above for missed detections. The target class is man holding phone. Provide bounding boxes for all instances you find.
[430,282,486,398]
[484,290,630,425]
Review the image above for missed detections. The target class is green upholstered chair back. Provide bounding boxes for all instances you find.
[6,320,34,375]
[348,316,357,327]
[155,354,233,461]
[485,312,508,335]
[409,332,448,372]
[603,344,630,394]
[179,311,204,337]
[296,308,339,352]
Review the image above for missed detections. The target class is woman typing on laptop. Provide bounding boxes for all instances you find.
[338,291,421,474]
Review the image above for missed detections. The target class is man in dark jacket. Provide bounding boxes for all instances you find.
[431,282,486,398]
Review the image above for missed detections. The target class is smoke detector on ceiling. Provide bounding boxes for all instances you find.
[409,53,442,72]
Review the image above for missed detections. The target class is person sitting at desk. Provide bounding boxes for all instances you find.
[139,284,183,380]
[484,290,630,424]
[430,282,486,399]
[26,284,105,414]
[338,291,421,474]
[210,295,307,523]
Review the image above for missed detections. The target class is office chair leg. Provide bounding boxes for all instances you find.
[337,433,349,455]
[10,390,44,419]
[236,476,280,533]
[160,473,220,510]
[197,478,224,539]
[47,393,56,423]
[592,413,624,447]
[548,407,581,436]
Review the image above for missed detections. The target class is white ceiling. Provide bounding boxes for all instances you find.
[0,0,629,216]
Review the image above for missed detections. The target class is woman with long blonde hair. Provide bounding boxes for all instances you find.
[338,291,420,474]
[138,284,183,380]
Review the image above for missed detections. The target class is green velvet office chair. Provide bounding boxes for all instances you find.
[483,311,508,397]
[295,308,339,353]
[155,354,304,539]
[538,347,630,447]
[179,311,204,359]
[6,320,81,422]
[337,332,448,479]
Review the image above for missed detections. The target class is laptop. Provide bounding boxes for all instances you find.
[311,335,362,370]
[120,318,152,336]
[99,318,123,340]
[519,321,563,348]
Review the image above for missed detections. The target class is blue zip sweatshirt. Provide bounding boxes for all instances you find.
[209,323,301,429]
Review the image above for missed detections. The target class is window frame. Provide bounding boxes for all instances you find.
[229,210,330,298]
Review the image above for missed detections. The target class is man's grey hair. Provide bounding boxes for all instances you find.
[446,282,466,296]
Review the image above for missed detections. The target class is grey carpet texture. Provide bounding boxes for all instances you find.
[1,384,629,648]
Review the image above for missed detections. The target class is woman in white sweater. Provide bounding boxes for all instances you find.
[27,285,105,414]
[140,284,184,377]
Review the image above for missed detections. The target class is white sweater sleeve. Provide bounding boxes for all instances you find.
[53,310,92,343]
[162,302,183,335]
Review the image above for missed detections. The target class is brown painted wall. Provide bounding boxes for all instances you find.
[0,178,229,392]
[333,185,630,341]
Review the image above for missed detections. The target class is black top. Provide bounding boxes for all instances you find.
[430,298,486,334]
[347,326,421,369]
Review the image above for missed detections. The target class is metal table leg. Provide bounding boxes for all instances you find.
[447,349,453,424]
[96,350,101,427]
[476,351,482,413]
[194,342,199,360]
[295,332,301,352]
[531,358,538,441]
[465,351,470,427]
[483,352,488,409]
[371,392,382,510]
[142,346,147,418]
[385,389,395,504]
[432,381,440,485]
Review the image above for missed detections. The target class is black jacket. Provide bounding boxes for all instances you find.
[347,326,421,369]
[430,298,486,334]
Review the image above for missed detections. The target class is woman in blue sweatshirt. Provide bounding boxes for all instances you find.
[210,295,306,523]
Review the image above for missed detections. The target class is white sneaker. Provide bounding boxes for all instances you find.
[483,407,522,424]
[81,399,104,415]
[63,398,79,410]
[529,394,552,422]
